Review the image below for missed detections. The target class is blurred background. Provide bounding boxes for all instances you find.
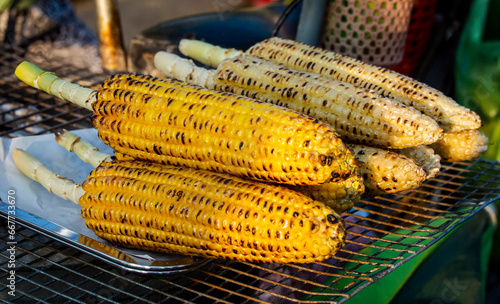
[71,0,221,48]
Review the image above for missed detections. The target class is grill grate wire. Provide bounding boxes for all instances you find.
[1,45,500,303]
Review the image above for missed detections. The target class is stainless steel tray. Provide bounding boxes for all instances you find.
[0,202,210,275]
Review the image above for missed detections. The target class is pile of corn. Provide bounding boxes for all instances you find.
[156,37,488,192]
[13,36,486,264]
[15,61,354,264]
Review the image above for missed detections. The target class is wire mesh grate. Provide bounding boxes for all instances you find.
[0,45,107,138]
[1,45,500,303]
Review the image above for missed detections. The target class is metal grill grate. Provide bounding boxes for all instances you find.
[0,45,106,138]
[1,45,500,303]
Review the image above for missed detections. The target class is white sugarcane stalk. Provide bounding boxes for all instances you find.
[55,130,113,168]
[154,51,216,88]
[179,39,241,68]
[15,61,96,110]
[12,149,85,204]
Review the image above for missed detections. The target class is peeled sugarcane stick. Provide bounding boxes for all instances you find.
[55,130,113,167]
[15,61,358,186]
[179,38,481,133]
[429,129,489,162]
[13,136,347,264]
[154,51,442,150]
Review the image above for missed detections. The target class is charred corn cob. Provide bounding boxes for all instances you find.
[429,129,489,162]
[396,145,441,179]
[179,38,481,132]
[15,61,358,186]
[155,52,442,149]
[295,144,438,200]
[13,148,346,264]
[291,145,441,204]
[348,144,427,196]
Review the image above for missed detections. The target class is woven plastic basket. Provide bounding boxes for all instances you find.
[321,0,414,66]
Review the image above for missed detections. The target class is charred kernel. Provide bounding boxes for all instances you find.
[327,214,338,224]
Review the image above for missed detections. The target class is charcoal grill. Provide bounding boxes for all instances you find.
[1,16,500,304]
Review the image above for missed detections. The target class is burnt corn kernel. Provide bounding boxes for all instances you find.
[96,72,357,186]
[80,159,346,263]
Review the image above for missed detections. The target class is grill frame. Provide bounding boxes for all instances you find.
[1,44,500,303]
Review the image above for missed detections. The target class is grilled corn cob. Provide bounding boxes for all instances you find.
[13,148,346,264]
[179,38,481,132]
[429,129,489,162]
[15,61,357,186]
[396,145,441,179]
[155,52,442,149]
[348,144,427,196]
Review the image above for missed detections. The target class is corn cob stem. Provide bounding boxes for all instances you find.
[12,149,85,203]
[15,61,96,111]
[55,130,113,168]
[179,39,242,67]
[179,39,239,67]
